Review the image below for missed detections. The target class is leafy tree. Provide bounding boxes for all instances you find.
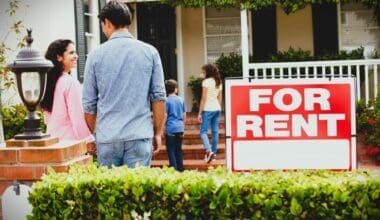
[0,0,26,98]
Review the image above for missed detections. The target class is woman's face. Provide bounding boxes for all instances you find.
[58,43,78,72]
[200,69,206,78]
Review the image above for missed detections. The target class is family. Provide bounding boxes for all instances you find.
[41,0,222,172]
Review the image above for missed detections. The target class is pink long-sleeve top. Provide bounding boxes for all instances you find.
[43,72,94,143]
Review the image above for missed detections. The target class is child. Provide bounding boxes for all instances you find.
[198,64,222,163]
[165,79,186,171]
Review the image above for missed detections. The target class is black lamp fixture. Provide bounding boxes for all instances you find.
[7,29,53,140]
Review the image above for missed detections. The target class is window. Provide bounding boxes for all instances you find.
[204,8,241,63]
[340,2,380,58]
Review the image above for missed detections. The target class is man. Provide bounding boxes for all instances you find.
[82,0,166,168]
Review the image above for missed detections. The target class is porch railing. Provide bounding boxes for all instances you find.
[248,59,380,104]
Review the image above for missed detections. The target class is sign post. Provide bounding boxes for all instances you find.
[225,78,357,171]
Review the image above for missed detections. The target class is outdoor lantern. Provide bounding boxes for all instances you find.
[7,29,53,140]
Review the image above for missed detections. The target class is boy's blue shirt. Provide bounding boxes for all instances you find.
[165,95,186,134]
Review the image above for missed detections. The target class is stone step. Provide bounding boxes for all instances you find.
[151,159,226,171]
[153,144,225,160]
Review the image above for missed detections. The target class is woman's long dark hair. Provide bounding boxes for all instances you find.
[40,39,73,112]
[202,64,221,88]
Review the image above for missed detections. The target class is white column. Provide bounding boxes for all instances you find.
[240,8,249,78]
[90,0,100,48]
[176,6,185,97]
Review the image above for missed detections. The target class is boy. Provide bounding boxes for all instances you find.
[165,79,186,171]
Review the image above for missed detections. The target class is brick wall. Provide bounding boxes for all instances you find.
[0,138,93,219]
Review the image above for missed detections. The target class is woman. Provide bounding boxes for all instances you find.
[40,39,95,154]
[198,64,222,163]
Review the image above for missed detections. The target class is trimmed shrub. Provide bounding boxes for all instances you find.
[1,104,46,140]
[28,165,380,219]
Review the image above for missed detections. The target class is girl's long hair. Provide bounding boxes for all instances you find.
[202,64,221,88]
[40,39,73,112]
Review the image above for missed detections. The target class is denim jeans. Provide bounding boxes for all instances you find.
[97,138,152,168]
[165,132,184,172]
[200,111,221,154]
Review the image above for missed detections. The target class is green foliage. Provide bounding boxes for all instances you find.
[187,76,203,112]
[271,47,364,62]
[0,0,26,91]
[357,94,380,147]
[270,47,313,62]
[160,0,379,16]
[215,52,244,79]
[188,47,365,112]
[1,104,45,140]
[28,165,380,219]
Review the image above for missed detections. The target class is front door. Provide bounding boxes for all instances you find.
[137,3,177,80]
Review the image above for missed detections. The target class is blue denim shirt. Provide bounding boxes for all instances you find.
[82,31,166,144]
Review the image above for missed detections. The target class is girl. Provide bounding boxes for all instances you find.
[198,64,222,163]
[40,39,95,154]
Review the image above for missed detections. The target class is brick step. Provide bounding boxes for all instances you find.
[151,159,226,171]
[163,130,226,145]
[185,123,225,130]
[182,139,225,145]
[184,113,225,130]
[183,129,225,139]
[153,144,225,160]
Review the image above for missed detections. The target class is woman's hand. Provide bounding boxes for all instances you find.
[197,113,202,123]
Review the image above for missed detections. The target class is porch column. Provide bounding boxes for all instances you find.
[240,8,249,78]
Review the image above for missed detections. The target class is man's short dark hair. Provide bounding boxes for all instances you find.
[98,0,131,28]
[165,79,177,95]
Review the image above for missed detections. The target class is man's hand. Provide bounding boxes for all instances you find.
[152,134,162,154]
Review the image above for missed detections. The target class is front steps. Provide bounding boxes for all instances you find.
[152,113,226,171]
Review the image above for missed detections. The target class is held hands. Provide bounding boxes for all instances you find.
[86,141,97,156]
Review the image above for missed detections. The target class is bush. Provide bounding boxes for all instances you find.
[215,52,244,80]
[357,94,380,160]
[187,76,203,112]
[188,47,365,112]
[1,104,46,140]
[28,165,380,219]
[270,47,364,62]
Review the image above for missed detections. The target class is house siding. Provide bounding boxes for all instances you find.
[276,5,314,54]
[182,8,205,111]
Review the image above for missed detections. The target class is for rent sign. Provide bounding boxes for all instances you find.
[225,78,356,171]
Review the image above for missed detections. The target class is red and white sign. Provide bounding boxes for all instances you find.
[225,78,356,171]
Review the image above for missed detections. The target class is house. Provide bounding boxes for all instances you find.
[1,0,379,109]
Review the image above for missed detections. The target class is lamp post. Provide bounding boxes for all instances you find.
[7,29,53,140]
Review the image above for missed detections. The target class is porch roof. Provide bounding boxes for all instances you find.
[123,0,379,15]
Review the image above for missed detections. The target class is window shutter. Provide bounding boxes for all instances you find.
[98,0,107,43]
[74,0,87,82]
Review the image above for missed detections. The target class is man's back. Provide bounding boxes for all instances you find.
[82,31,166,143]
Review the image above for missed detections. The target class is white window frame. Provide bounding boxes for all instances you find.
[84,0,100,55]
[203,7,242,63]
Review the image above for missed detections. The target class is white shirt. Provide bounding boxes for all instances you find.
[202,78,222,111]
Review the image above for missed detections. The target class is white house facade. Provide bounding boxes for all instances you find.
[1,0,379,109]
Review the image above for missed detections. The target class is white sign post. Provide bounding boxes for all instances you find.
[225,78,357,171]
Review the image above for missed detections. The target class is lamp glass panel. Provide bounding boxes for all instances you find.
[21,72,40,103]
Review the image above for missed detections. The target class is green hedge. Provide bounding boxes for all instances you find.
[1,104,46,140]
[28,165,380,219]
